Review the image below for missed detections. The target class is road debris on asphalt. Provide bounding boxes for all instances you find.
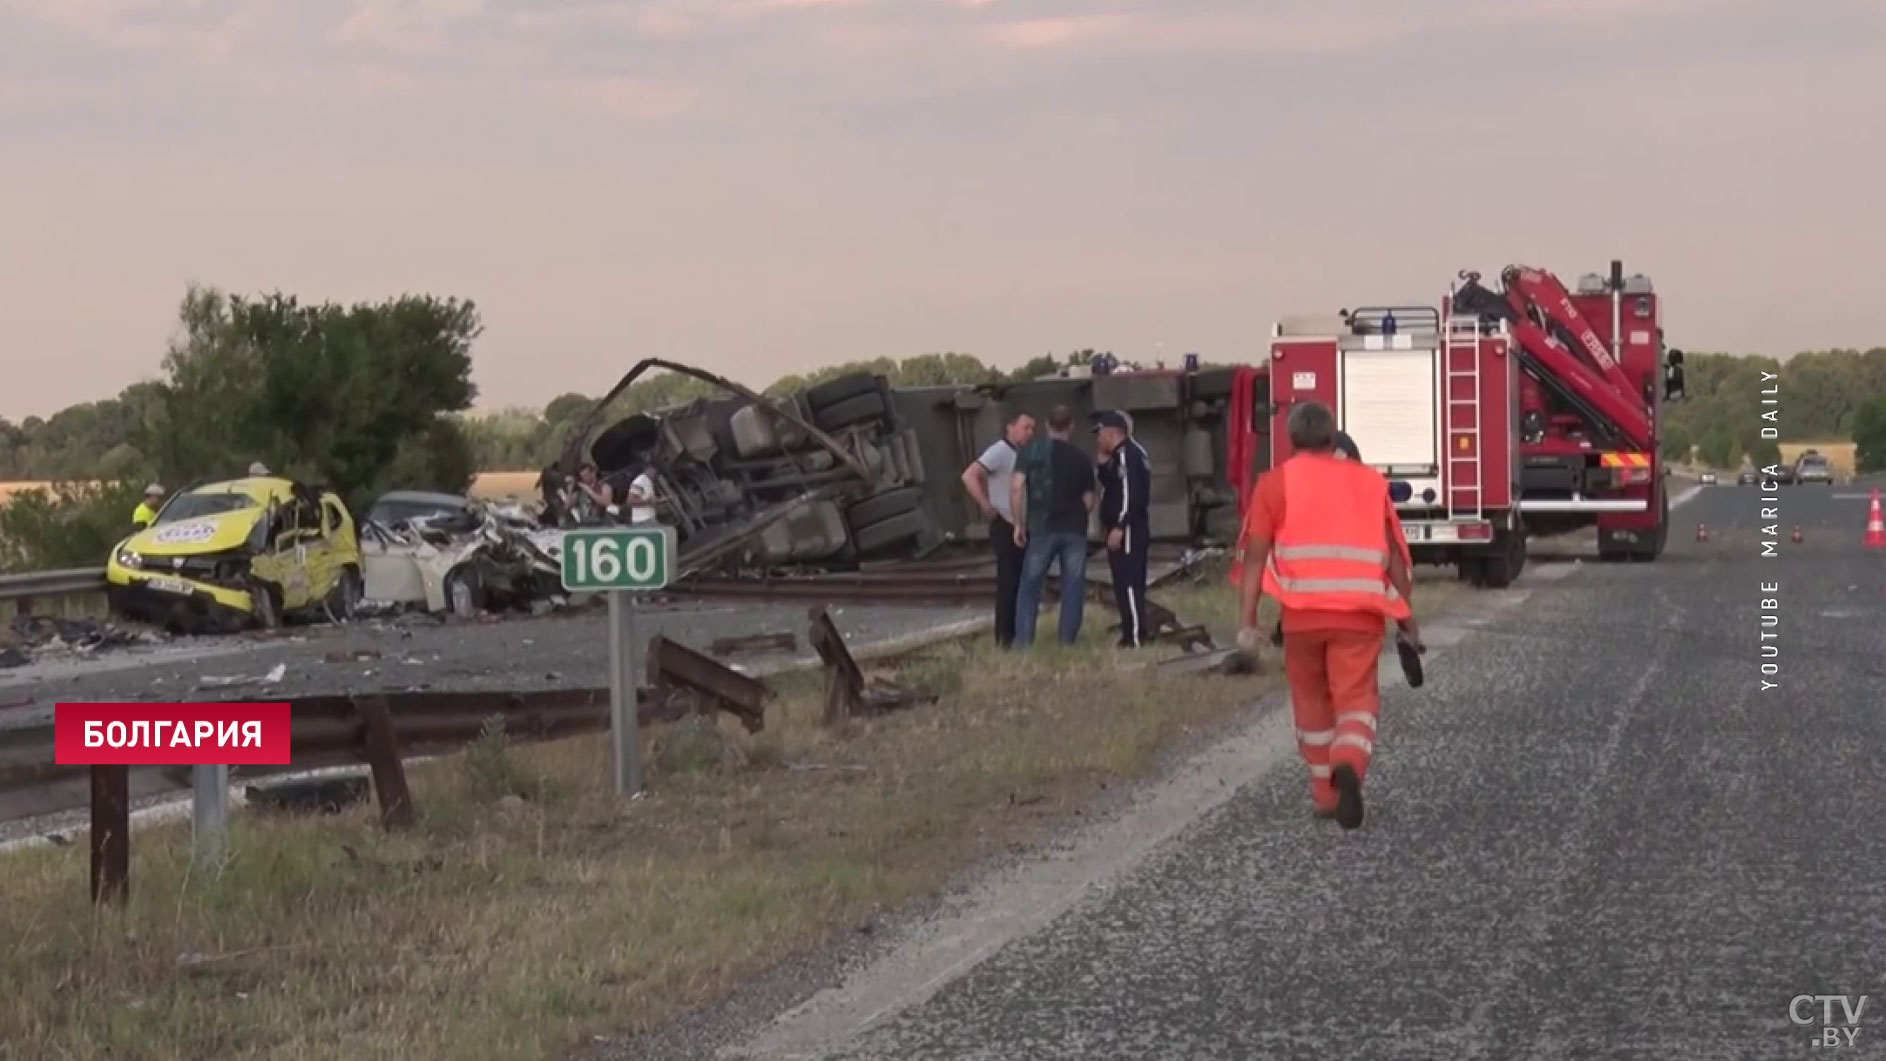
[0,615,165,670]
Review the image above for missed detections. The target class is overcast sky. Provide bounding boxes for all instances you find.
[2,0,1881,418]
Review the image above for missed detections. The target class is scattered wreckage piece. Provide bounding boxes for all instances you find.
[0,615,163,670]
[807,605,939,727]
[645,635,770,734]
[710,631,798,657]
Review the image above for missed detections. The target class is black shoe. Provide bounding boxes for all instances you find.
[1331,765,1364,830]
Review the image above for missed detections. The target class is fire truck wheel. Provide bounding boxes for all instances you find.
[813,392,889,432]
[803,373,881,413]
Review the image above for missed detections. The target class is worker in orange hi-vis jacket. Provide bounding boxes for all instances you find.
[1235,401,1419,829]
[1226,430,1410,646]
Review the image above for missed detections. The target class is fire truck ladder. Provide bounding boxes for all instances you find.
[1442,316,1484,521]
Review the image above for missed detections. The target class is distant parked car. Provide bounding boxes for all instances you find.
[1699,471,1717,485]
[1737,470,1759,486]
[1793,453,1835,485]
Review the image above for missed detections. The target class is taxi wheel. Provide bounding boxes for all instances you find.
[250,582,282,630]
[329,566,364,621]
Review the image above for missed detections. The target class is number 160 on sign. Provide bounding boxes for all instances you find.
[560,526,676,592]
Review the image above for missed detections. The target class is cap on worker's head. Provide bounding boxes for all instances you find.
[1333,431,1361,461]
[248,461,269,476]
[1091,409,1130,434]
[143,483,164,497]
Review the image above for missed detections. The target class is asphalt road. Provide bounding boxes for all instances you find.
[722,482,1886,1061]
[0,599,981,725]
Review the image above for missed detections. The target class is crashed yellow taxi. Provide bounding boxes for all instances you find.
[105,476,364,633]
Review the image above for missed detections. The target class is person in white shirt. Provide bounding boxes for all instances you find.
[625,463,658,524]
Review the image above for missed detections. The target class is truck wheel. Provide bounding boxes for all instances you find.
[1478,528,1526,589]
[804,373,880,413]
[844,486,922,528]
[1456,557,1484,584]
[813,392,889,432]
[851,510,928,556]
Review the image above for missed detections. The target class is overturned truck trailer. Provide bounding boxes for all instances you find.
[557,360,1267,575]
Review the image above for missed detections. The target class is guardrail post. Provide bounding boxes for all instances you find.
[191,764,229,867]
[353,696,415,830]
[808,606,866,725]
[89,764,129,906]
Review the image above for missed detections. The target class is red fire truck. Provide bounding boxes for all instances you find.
[1253,260,1677,587]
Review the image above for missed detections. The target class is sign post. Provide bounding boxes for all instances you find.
[559,525,677,797]
[192,763,229,867]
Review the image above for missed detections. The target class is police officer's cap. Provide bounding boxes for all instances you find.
[1091,409,1130,433]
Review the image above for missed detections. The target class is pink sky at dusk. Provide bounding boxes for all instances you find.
[1,0,1881,418]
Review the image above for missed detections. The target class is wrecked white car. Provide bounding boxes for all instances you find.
[358,494,568,617]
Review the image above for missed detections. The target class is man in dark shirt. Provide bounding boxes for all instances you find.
[1095,409,1153,648]
[1010,404,1098,647]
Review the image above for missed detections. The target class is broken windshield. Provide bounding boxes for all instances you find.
[154,491,259,524]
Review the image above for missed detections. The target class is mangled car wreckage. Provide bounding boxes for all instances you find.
[356,494,569,618]
[106,475,367,632]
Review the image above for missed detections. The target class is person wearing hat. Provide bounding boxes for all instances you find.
[248,461,270,477]
[1093,409,1152,648]
[132,483,165,529]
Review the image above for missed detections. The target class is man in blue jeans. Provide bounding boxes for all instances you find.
[1010,404,1099,647]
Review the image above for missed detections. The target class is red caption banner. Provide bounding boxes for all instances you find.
[54,703,292,766]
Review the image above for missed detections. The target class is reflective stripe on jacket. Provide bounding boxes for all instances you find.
[1259,453,1412,620]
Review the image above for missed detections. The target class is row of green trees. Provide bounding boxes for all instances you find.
[1659,349,1886,469]
[0,286,485,572]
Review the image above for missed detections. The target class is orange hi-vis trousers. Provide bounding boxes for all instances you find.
[1283,625,1384,811]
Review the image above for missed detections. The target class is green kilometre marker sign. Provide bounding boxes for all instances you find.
[558,525,677,798]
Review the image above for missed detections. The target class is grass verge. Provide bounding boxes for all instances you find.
[0,562,1465,1061]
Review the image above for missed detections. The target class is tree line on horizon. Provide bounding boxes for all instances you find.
[2,282,1884,573]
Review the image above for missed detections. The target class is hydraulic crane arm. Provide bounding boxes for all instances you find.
[1502,266,1642,403]
[1452,270,1655,453]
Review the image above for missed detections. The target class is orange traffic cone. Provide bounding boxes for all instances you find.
[1866,489,1886,549]
[1696,522,1709,542]
[1792,525,1803,543]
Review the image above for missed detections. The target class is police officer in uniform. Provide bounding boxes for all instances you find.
[1094,410,1152,647]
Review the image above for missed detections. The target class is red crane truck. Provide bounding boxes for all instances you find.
[1251,260,1678,588]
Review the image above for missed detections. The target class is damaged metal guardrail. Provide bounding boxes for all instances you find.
[0,568,107,609]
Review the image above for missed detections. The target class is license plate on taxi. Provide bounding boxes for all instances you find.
[145,576,193,595]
